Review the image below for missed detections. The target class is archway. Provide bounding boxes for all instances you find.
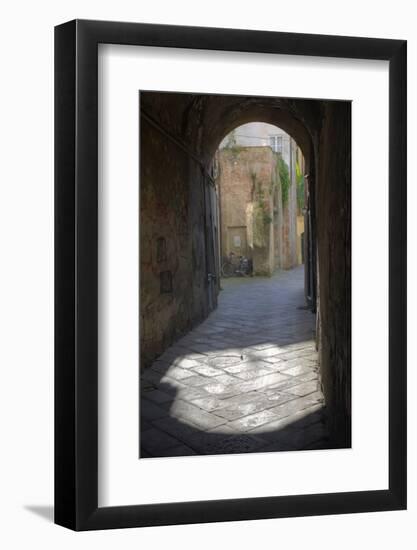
[140,91,351,451]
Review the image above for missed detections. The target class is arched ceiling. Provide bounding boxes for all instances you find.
[140,91,324,168]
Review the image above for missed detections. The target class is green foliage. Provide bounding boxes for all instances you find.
[251,172,272,247]
[262,211,273,225]
[296,161,305,211]
[253,206,265,247]
[278,157,290,206]
[224,129,237,148]
[223,130,243,155]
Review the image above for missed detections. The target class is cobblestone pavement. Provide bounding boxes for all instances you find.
[140,266,329,458]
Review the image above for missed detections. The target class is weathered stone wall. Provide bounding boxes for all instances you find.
[217,146,299,276]
[140,117,217,368]
[218,148,255,258]
[316,101,351,446]
[296,215,305,264]
[280,146,299,270]
[273,183,283,270]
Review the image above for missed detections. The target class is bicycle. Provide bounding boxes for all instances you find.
[221,252,253,278]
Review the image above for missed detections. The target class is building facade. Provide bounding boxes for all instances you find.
[217,124,305,276]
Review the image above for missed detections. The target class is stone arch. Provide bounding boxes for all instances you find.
[140,91,351,446]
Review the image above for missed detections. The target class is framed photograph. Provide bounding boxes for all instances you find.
[55,19,406,530]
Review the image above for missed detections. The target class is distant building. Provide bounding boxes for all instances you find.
[220,122,295,168]
[216,123,305,276]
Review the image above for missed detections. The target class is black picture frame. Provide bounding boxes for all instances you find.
[55,19,407,531]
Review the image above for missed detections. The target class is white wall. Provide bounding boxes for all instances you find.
[220,122,290,149]
[0,1,415,548]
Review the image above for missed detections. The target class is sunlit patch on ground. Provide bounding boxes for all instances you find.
[140,266,329,457]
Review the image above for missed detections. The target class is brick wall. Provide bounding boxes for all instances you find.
[217,146,300,276]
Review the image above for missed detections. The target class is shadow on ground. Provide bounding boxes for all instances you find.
[24,505,54,523]
[140,269,343,458]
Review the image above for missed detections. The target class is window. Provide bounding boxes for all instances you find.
[269,135,283,154]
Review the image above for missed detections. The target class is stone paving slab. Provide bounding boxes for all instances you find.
[214,373,242,386]
[173,357,204,369]
[175,387,209,403]
[142,388,174,404]
[151,364,192,380]
[277,357,317,371]
[287,380,320,397]
[141,399,169,421]
[192,365,224,377]
[281,364,315,377]
[140,428,181,455]
[273,422,328,450]
[261,391,301,407]
[213,394,280,421]
[151,416,267,455]
[296,371,318,383]
[188,395,228,412]
[140,267,330,458]
[247,403,325,440]
[279,348,318,361]
[169,399,227,430]
[267,376,314,393]
[178,374,213,387]
[227,409,279,431]
[232,366,275,380]
[204,435,267,455]
[268,391,324,420]
[199,381,244,399]
[153,377,187,396]
[237,372,291,392]
[224,359,273,375]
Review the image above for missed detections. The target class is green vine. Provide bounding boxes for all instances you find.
[278,157,290,206]
[224,129,237,148]
[223,130,243,156]
[251,173,272,246]
[296,161,305,211]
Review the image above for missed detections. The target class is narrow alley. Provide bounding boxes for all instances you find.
[140,266,328,457]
